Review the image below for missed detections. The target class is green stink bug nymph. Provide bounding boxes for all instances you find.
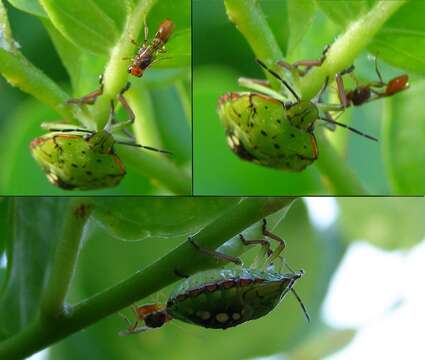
[218,57,377,172]
[31,83,170,190]
[119,219,308,334]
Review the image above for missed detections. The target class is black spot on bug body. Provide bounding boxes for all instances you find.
[277,119,281,124]
[71,163,78,168]
[261,130,267,137]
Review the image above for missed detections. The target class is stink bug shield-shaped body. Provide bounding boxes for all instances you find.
[218,57,377,171]
[119,219,308,334]
[218,92,318,171]
[32,81,171,190]
[166,268,302,329]
[30,108,126,191]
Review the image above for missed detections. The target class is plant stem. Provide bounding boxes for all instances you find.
[91,0,158,128]
[315,130,367,195]
[300,0,408,100]
[118,147,191,195]
[40,198,94,318]
[0,197,295,360]
[224,0,283,85]
[127,84,163,147]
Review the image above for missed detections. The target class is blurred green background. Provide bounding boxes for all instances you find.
[1,196,424,359]
[0,0,191,195]
[193,0,425,195]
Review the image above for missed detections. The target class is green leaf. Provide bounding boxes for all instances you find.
[338,197,425,249]
[42,18,106,95]
[39,0,125,54]
[384,79,425,194]
[49,199,344,360]
[287,0,317,55]
[318,0,425,73]
[91,197,242,241]
[6,0,46,17]
[0,198,69,340]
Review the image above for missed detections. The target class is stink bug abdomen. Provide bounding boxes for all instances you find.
[166,269,301,329]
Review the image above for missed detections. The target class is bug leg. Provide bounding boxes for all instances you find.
[114,82,135,128]
[285,44,331,76]
[256,59,300,102]
[67,74,104,105]
[335,66,357,109]
[319,114,378,141]
[291,287,311,323]
[143,17,149,47]
[188,236,242,266]
[239,234,273,257]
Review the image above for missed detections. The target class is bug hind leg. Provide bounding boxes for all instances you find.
[67,74,104,105]
[188,236,242,266]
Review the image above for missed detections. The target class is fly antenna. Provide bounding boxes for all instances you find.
[319,116,378,141]
[256,59,300,102]
[291,288,310,323]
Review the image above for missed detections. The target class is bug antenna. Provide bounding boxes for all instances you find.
[291,288,310,323]
[256,59,300,102]
[116,141,173,155]
[319,116,378,141]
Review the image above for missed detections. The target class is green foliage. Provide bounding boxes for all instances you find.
[0,0,191,195]
[1,197,421,359]
[338,197,425,250]
[318,0,425,72]
[194,0,424,195]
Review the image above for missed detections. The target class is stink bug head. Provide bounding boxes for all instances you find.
[85,130,115,153]
[286,100,319,130]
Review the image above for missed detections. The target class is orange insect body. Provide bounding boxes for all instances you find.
[386,74,409,96]
[128,19,175,77]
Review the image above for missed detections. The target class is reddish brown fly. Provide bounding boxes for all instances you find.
[128,19,175,77]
